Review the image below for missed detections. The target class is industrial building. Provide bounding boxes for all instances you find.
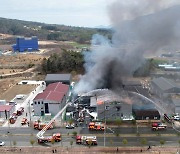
[45,74,72,86]
[133,109,160,120]
[97,101,133,120]
[172,98,180,114]
[33,82,69,116]
[150,77,180,98]
[88,92,133,120]
[12,36,38,52]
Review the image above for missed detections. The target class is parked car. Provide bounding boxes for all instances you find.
[174,115,180,121]
[66,124,75,129]
[0,141,5,146]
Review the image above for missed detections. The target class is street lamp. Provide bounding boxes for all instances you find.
[104,101,106,147]
[28,100,32,126]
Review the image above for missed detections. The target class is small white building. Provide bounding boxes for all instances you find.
[0,105,15,119]
[33,82,69,116]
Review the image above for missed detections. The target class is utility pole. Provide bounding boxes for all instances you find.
[28,100,31,126]
[104,101,106,147]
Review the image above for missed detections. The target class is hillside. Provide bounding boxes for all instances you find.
[0,17,112,44]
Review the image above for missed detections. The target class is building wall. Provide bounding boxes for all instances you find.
[97,102,132,120]
[0,106,15,119]
[33,99,44,116]
[150,82,163,98]
[33,96,66,116]
[151,81,180,98]
[12,37,38,52]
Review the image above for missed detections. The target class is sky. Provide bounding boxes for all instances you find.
[0,0,114,28]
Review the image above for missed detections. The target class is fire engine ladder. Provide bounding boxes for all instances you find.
[36,102,70,139]
[36,90,99,140]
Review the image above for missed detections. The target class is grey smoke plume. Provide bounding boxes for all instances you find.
[74,0,180,94]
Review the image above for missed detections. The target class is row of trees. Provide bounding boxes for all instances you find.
[0,17,112,44]
[41,50,84,73]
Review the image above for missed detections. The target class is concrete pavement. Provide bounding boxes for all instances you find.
[3,81,46,127]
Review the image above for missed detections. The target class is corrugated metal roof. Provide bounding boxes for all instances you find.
[152,77,177,91]
[34,82,69,103]
[172,99,180,107]
[45,74,71,81]
[0,105,13,112]
[34,91,65,102]
[45,82,69,93]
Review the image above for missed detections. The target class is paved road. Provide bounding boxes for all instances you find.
[1,133,180,147]
[0,126,179,147]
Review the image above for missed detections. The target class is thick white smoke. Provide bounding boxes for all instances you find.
[74,0,180,94]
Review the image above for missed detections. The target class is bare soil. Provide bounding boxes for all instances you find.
[0,54,45,67]
[0,83,36,101]
[0,146,178,154]
[0,69,24,74]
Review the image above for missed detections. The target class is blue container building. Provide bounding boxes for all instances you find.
[12,36,39,52]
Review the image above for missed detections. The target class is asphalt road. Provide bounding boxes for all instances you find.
[1,133,180,147]
[0,126,179,147]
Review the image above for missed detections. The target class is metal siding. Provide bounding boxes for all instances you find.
[12,37,38,52]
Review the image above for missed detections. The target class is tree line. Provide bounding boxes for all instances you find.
[0,17,112,44]
[41,50,84,74]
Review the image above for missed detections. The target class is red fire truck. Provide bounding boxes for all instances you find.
[152,122,167,130]
[38,133,61,143]
[76,135,97,145]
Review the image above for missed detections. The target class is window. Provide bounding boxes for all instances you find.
[116,106,121,111]
[42,101,44,104]
[34,102,37,105]
[38,102,40,104]
[105,106,109,110]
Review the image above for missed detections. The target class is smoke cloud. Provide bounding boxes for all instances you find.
[74,0,180,94]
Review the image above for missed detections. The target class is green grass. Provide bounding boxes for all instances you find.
[68,42,90,48]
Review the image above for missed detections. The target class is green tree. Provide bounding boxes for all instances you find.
[115,118,122,126]
[131,119,136,125]
[140,138,147,146]
[13,140,17,148]
[160,140,165,147]
[178,140,180,147]
[122,139,128,146]
[70,141,73,148]
[72,131,77,137]
[51,139,55,146]
[68,119,73,125]
[109,140,113,146]
[115,132,120,137]
[87,139,92,148]
[30,139,36,147]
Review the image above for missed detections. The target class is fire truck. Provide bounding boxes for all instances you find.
[88,122,105,131]
[76,135,97,145]
[38,133,61,143]
[21,118,28,125]
[34,121,53,130]
[152,122,167,130]
[16,107,24,116]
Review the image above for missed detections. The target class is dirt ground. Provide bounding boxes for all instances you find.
[0,146,179,154]
[0,69,24,74]
[0,82,36,101]
[0,78,20,98]
[0,54,45,66]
